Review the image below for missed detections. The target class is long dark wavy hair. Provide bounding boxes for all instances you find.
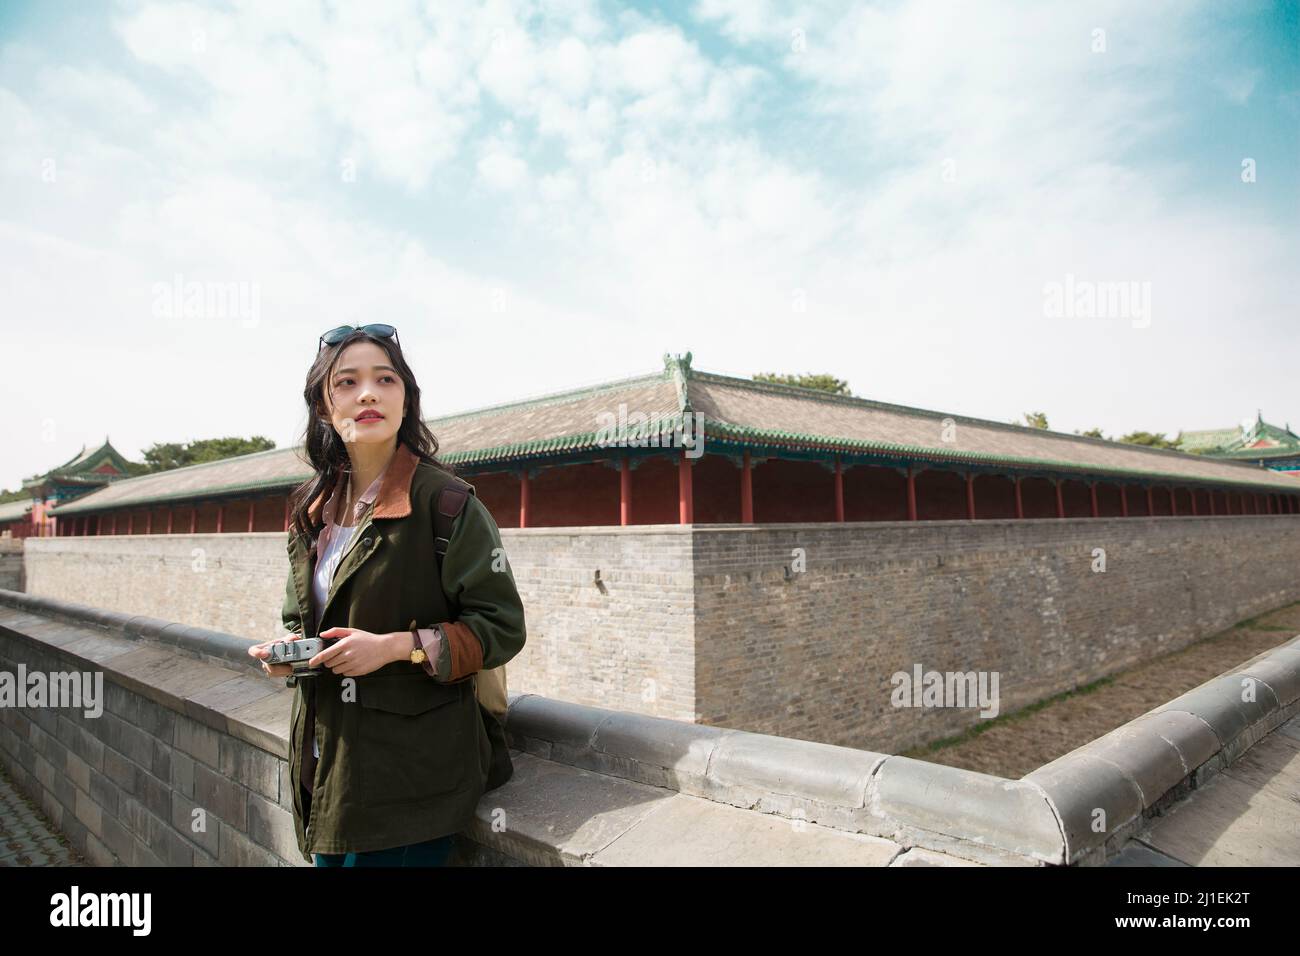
[286,329,455,539]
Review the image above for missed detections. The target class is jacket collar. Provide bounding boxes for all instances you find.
[306,441,420,528]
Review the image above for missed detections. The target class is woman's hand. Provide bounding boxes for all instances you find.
[312,627,400,678]
[248,634,299,678]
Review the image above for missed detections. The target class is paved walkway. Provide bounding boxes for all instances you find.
[1108,713,1300,866]
[0,762,85,866]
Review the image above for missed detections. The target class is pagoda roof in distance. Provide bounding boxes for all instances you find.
[1176,412,1300,461]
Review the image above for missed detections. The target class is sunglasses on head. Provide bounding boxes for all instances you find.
[318,324,400,353]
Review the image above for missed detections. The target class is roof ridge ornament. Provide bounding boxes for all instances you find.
[662,351,693,414]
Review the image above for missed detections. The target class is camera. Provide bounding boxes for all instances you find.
[263,637,338,676]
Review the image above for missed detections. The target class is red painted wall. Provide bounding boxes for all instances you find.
[914,468,967,521]
[1095,483,1125,517]
[750,458,838,523]
[974,474,1017,519]
[844,465,908,521]
[1019,477,1057,519]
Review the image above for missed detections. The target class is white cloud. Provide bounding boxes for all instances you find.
[1,0,1295,490]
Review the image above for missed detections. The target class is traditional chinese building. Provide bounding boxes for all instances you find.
[46,353,1300,535]
[1178,412,1300,476]
[2,440,133,538]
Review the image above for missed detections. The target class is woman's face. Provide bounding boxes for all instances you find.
[320,340,406,446]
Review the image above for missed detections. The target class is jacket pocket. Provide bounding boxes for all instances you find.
[357,675,467,806]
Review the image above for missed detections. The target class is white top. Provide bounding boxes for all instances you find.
[310,519,361,760]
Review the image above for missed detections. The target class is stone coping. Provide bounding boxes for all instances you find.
[3,587,1297,866]
[1023,634,1300,864]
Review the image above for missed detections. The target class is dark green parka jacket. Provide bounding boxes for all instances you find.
[280,441,526,862]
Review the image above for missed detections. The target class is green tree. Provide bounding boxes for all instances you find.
[136,436,277,474]
[1021,411,1049,430]
[752,372,853,396]
[1118,431,1176,449]
[1076,427,1108,439]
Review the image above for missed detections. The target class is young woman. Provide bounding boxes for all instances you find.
[248,324,526,867]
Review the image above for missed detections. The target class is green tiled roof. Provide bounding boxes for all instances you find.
[1177,413,1300,460]
[50,352,1297,516]
[1177,428,1241,453]
[0,500,32,523]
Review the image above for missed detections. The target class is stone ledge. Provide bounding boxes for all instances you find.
[7,588,1294,866]
[504,692,1056,864]
[1025,636,1300,864]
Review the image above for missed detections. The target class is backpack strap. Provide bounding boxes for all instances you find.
[433,478,476,598]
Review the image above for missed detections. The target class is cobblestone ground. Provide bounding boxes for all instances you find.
[0,761,86,866]
[907,601,1300,779]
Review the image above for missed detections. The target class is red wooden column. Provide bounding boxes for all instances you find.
[834,455,845,522]
[281,498,288,532]
[146,511,152,534]
[1145,487,1154,516]
[248,500,255,532]
[216,504,224,533]
[740,450,753,523]
[1089,482,1099,518]
[906,466,918,521]
[1120,485,1128,517]
[519,469,530,529]
[1055,480,1065,518]
[1169,487,1177,517]
[189,507,197,533]
[96,515,102,535]
[168,508,175,534]
[1208,491,1216,515]
[620,458,631,526]
[678,449,694,524]
[127,513,134,535]
[111,514,117,535]
[965,473,976,520]
[1190,489,1198,516]
[1014,476,1024,519]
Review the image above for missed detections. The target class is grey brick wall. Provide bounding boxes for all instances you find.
[693,515,1300,752]
[0,539,21,593]
[0,633,304,867]
[19,515,1300,755]
[23,527,702,722]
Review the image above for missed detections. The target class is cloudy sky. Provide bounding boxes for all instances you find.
[2,0,1297,490]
